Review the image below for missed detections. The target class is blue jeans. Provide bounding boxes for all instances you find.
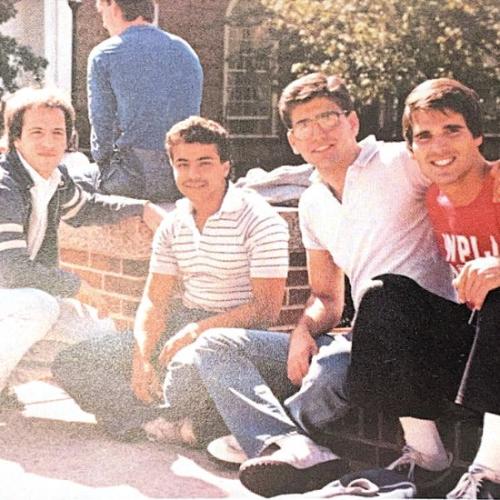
[184,327,351,458]
[69,147,181,202]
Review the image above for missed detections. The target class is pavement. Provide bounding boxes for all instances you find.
[0,381,256,500]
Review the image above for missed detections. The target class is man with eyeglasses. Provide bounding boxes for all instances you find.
[159,72,459,497]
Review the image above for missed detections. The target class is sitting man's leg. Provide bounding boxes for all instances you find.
[11,296,116,386]
[447,289,500,499]
[0,288,60,395]
[52,330,165,439]
[53,303,215,440]
[285,332,351,437]
[349,274,473,496]
[191,327,349,497]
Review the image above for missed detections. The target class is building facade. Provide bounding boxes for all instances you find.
[72,0,298,174]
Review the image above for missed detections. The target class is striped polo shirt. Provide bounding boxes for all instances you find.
[150,184,290,312]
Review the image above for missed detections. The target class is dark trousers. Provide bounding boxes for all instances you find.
[349,274,500,420]
[52,303,222,439]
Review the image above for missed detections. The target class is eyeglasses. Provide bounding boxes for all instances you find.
[290,110,349,140]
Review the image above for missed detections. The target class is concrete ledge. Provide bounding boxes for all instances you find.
[59,216,154,260]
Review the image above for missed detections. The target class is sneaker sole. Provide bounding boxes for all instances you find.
[239,458,350,498]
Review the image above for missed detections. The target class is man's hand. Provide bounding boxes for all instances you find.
[131,354,162,404]
[453,256,500,310]
[287,324,318,386]
[74,280,109,318]
[158,322,201,368]
[142,201,172,232]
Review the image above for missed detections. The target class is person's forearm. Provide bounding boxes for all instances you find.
[296,293,342,338]
[195,298,280,335]
[133,301,167,361]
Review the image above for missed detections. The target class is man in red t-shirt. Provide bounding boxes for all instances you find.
[406,79,499,498]
[346,78,499,499]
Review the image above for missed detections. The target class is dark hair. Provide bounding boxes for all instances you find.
[3,87,75,151]
[166,116,231,164]
[107,0,155,23]
[403,78,483,148]
[279,72,354,129]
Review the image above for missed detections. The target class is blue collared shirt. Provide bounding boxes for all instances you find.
[88,25,203,164]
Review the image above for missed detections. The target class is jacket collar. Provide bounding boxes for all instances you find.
[3,150,68,192]
[3,150,34,191]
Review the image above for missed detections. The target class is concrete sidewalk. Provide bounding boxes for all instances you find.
[0,382,255,499]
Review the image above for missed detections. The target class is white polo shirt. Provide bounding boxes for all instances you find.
[150,184,289,312]
[299,135,456,308]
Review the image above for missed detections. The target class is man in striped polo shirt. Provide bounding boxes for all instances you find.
[53,117,290,442]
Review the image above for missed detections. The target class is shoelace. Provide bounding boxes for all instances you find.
[387,445,421,481]
[447,466,488,499]
[303,478,381,498]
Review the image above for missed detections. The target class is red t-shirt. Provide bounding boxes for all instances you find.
[426,175,500,276]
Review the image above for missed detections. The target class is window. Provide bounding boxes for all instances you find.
[224,0,278,137]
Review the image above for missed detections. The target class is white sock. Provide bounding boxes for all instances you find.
[399,417,449,470]
[474,413,500,481]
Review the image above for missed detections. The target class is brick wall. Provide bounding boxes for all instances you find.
[59,207,309,332]
[72,0,299,171]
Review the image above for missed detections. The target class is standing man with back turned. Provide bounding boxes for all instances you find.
[87,0,203,201]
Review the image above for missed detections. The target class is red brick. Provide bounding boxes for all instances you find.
[287,287,310,306]
[277,307,304,327]
[90,254,121,273]
[121,298,141,317]
[122,259,150,278]
[113,318,133,332]
[286,270,309,287]
[72,268,103,289]
[59,248,89,266]
[99,295,122,314]
[104,275,145,297]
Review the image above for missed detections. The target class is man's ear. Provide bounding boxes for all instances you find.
[347,111,360,138]
[222,160,231,178]
[287,129,300,155]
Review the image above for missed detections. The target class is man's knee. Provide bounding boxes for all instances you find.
[359,273,419,304]
[193,328,247,356]
[482,287,500,316]
[0,288,60,333]
[285,344,351,432]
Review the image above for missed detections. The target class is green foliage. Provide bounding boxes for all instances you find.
[260,0,499,135]
[0,0,47,96]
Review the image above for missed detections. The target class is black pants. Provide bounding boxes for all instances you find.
[349,274,500,420]
[52,303,224,440]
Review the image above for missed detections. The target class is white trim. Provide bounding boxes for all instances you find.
[43,0,72,92]
[0,224,23,234]
[153,2,160,26]
[0,240,27,252]
[223,0,278,139]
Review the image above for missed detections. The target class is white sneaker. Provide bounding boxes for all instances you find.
[142,416,197,446]
[207,434,247,465]
[447,464,500,499]
[239,434,349,497]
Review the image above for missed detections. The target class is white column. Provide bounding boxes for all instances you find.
[43,0,72,92]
